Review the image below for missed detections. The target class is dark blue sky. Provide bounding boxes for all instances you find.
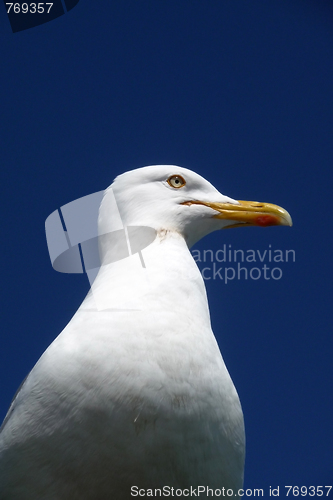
[1,0,332,495]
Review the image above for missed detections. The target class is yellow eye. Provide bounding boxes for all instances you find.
[167,175,186,189]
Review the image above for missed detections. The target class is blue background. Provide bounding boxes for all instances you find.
[1,0,332,495]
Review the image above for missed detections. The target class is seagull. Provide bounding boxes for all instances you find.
[0,165,292,499]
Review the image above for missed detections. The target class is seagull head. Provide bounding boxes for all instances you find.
[100,165,292,248]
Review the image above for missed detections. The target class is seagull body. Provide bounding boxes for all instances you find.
[0,166,291,499]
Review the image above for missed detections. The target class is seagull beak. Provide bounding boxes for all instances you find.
[182,200,292,228]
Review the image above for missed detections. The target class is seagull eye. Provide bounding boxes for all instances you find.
[167,175,186,189]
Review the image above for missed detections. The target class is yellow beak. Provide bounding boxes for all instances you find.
[182,200,292,228]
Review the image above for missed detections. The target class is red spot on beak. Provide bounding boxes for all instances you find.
[255,215,279,227]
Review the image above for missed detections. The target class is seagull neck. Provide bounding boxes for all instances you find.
[82,231,208,313]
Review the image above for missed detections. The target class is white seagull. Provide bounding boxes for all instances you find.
[0,166,292,499]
